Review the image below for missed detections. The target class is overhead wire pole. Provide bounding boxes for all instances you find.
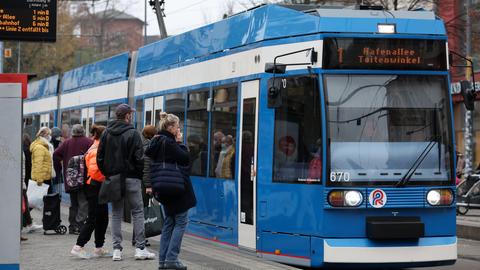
[150,0,168,39]
[144,0,148,45]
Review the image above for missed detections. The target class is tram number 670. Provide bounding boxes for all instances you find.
[330,171,351,182]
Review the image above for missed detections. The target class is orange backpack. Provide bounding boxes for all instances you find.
[85,141,105,184]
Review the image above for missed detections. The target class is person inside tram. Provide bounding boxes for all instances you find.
[216,135,235,179]
[308,138,322,180]
[212,131,225,165]
[188,134,207,176]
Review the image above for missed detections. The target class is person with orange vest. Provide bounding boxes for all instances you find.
[71,124,111,259]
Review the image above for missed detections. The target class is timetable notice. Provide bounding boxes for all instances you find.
[0,0,56,42]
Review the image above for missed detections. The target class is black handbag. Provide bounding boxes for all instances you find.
[98,173,125,204]
[144,198,164,238]
[150,139,186,201]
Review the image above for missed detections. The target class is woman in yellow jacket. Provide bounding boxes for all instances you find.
[30,127,54,193]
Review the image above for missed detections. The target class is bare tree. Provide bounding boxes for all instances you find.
[73,0,142,62]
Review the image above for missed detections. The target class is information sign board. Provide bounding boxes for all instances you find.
[0,0,56,42]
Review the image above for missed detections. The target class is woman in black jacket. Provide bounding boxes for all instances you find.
[145,112,196,270]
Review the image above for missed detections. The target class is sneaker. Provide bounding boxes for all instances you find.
[134,247,156,260]
[24,223,42,233]
[70,245,90,259]
[92,247,112,258]
[164,261,187,270]
[112,249,122,261]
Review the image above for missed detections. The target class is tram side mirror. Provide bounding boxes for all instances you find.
[265,63,286,74]
[460,80,476,111]
[268,78,283,108]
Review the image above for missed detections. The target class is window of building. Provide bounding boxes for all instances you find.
[187,90,209,176]
[210,85,238,179]
[272,75,322,183]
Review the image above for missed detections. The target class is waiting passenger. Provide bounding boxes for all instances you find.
[132,125,157,247]
[53,124,92,235]
[71,125,110,259]
[146,112,196,270]
[97,104,155,261]
[30,127,55,194]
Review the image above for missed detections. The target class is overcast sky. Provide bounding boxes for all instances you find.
[112,0,280,36]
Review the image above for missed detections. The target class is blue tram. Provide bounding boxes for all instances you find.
[25,4,456,268]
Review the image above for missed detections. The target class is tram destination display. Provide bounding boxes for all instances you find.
[0,0,56,42]
[323,38,447,70]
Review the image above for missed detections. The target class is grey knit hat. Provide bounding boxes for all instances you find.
[71,124,85,137]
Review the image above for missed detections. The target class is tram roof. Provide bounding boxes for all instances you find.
[27,74,59,101]
[136,4,446,77]
[61,52,130,93]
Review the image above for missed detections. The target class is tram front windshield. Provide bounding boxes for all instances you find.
[325,75,453,185]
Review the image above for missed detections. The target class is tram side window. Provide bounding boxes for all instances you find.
[95,105,109,126]
[187,90,209,176]
[272,75,322,183]
[23,116,35,139]
[210,85,238,179]
[135,99,144,131]
[109,104,120,120]
[165,93,186,129]
[61,109,81,130]
[49,113,55,128]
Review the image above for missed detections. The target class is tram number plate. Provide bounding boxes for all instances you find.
[330,172,350,182]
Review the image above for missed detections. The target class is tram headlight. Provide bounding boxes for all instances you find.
[426,189,453,206]
[328,190,363,207]
[345,191,363,207]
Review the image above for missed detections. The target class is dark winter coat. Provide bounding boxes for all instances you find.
[53,136,93,177]
[97,120,144,179]
[142,136,152,189]
[145,130,197,216]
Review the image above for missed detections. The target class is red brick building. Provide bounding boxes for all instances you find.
[75,8,144,60]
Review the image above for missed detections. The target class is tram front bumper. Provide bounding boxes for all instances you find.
[323,236,457,264]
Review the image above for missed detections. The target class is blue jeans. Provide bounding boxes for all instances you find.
[159,211,188,263]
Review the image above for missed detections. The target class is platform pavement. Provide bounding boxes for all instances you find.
[21,206,300,270]
[456,209,480,242]
[21,206,480,270]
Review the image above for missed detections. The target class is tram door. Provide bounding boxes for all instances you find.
[144,96,164,127]
[81,107,94,137]
[238,80,259,250]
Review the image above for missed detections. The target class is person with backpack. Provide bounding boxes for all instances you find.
[97,104,155,261]
[71,125,111,259]
[53,124,93,235]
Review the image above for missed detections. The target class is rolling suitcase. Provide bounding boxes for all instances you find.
[42,193,67,235]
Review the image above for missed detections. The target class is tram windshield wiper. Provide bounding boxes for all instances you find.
[396,136,438,187]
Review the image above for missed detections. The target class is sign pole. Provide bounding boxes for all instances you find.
[464,0,474,175]
[17,41,20,73]
[0,41,3,73]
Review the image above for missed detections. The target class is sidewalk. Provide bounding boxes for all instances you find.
[456,209,480,241]
[21,206,299,270]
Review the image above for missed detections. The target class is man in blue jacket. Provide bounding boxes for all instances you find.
[97,104,155,261]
